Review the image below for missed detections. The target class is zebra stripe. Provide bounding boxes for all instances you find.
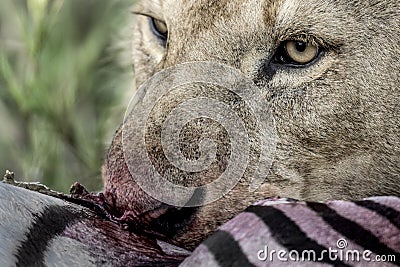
[354,200,400,229]
[15,205,79,267]
[328,200,399,252]
[307,202,400,260]
[246,205,350,266]
[181,196,400,267]
[272,200,376,263]
[217,211,295,267]
[0,183,96,267]
[0,183,190,267]
[1,182,399,266]
[203,230,256,267]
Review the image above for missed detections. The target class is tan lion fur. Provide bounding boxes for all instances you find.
[103,0,400,249]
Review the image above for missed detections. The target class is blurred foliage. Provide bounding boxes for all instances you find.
[0,0,135,192]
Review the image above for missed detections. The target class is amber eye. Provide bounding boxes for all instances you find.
[275,40,320,66]
[149,17,168,43]
[286,41,318,64]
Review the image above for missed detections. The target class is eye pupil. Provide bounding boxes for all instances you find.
[295,41,307,52]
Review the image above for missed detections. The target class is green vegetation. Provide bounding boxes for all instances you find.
[0,0,135,192]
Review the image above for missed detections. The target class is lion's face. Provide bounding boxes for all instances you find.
[103,0,400,249]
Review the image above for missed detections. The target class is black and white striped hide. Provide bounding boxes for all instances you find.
[0,183,190,267]
[181,197,400,267]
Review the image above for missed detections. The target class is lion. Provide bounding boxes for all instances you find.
[102,0,400,250]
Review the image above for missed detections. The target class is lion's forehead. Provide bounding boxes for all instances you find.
[166,0,284,33]
[141,0,395,33]
[144,0,363,49]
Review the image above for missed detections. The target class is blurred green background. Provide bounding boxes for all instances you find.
[0,0,136,192]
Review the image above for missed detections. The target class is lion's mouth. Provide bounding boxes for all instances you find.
[142,205,199,239]
[132,188,205,239]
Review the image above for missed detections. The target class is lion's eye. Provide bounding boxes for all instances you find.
[274,41,320,66]
[149,17,168,43]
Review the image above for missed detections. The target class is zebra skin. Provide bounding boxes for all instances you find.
[181,197,400,267]
[0,183,190,267]
[0,182,399,266]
